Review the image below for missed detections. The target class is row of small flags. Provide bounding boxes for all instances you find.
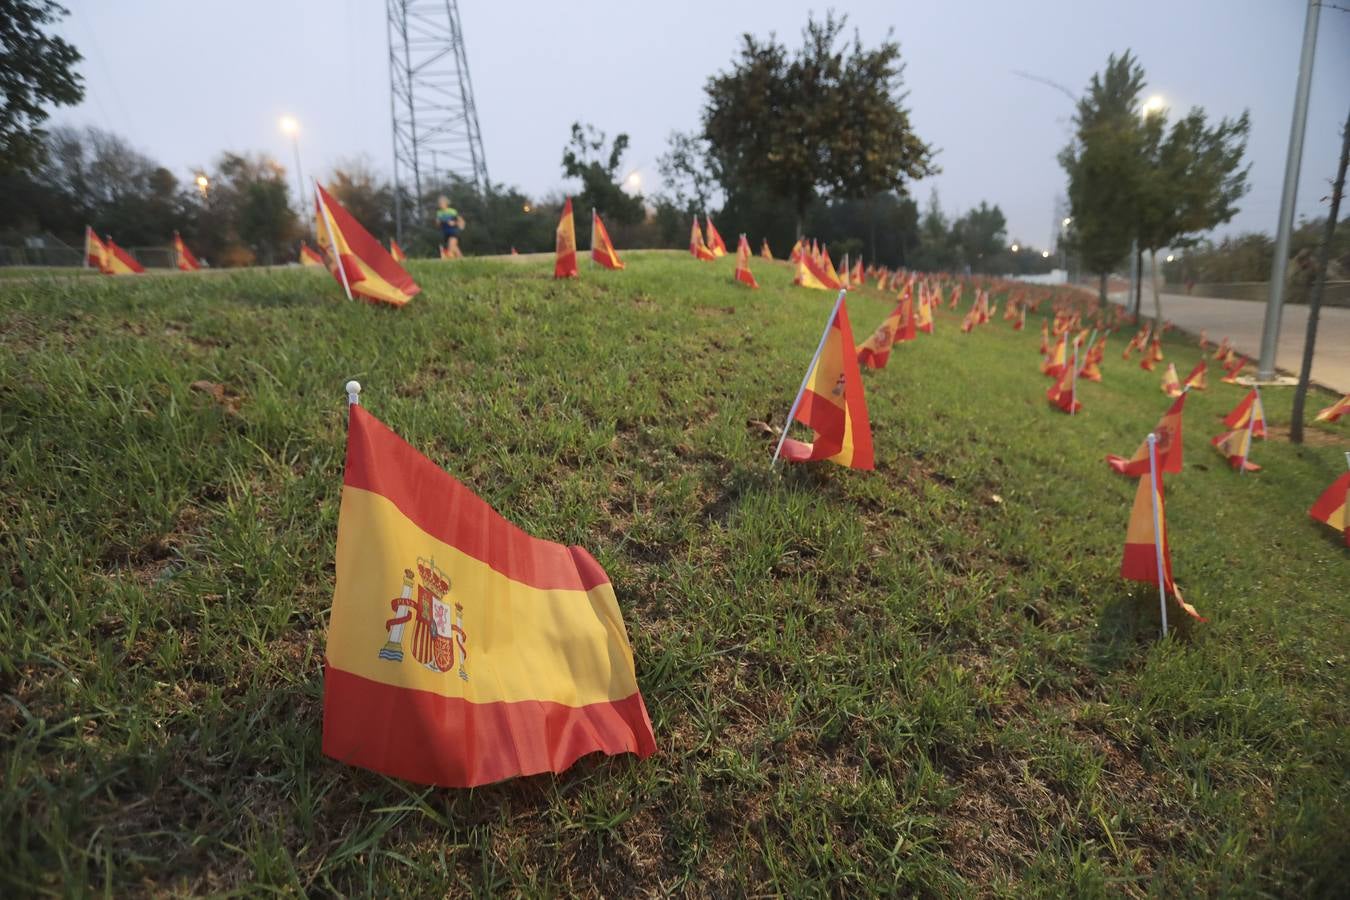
[84,226,202,273]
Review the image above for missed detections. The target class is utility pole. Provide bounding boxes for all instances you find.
[1290,108,1349,444]
[1256,0,1321,382]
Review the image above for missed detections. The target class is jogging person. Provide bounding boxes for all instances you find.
[436,196,465,258]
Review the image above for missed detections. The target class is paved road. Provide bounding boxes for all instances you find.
[1111,291,1350,394]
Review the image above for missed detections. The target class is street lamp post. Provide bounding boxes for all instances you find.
[280,116,306,216]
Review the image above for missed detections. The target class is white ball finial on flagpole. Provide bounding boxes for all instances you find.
[346,380,362,405]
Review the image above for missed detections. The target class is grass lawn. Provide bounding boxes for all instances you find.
[2,253,1347,895]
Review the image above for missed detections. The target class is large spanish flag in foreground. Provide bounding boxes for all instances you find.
[555,198,579,279]
[105,237,145,274]
[316,183,420,306]
[1107,393,1186,477]
[1121,464,1206,622]
[173,231,201,271]
[324,398,656,787]
[1315,394,1350,423]
[1309,465,1350,547]
[590,210,624,270]
[778,295,874,470]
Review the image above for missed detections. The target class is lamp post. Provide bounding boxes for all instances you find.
[195,174,210,200]
[280,116,306,214]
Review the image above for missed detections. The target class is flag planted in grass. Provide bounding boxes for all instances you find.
[775,292,874,470]
[1107,393,1187,477]
[174,231,201,271]
[315,183,420,305]
[554,198,578,279]
[690,218,715,261]
[324,385,657,788]
[590,210,624,270]
[105,237,145,275]
[299,241,325,267]
[1314,394,1350,423]
[704,215,728,257]
[733,234,758,288]
[1121,440,1206,630]
[389,239,407,262]
[1222,389,1266,437]
[1309,457,1350,547]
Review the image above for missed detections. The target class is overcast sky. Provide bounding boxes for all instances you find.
[50,1,1350,249]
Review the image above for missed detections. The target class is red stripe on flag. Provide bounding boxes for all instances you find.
[343,405,610,592]
[323,665,656,788]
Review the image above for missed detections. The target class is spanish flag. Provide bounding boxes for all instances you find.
[705,216,728,257]
[590,210,624,270]
[85,226,110,273]
[1107,393,1187,476]
[949,284,961,310]
[789,238,803,262]
[1315,394,1350,423]
[778,295,874,470]
[1183,360,1208,391]
[1161,363,1183,397]
[173,231,201,271]
[760,238,774,260]
[315,183,420,305]
[1211,426,1260,472]
[1121,457,1205,622]
[1046,363,1081,414]
[1309,466,1350,546]
[1221,356,1246,383]
[554,197,578,278]
[837,253,851,289]
[733,234,758,288]
[324,392,657,788]
[1013,305,1026,331]
[389,239,407,263]
[856,299,905,369]
[105,237,145,275]
[1213,337,1231,361]
[822,248,841,287]
[690,218,715,261]
[1041,335,1067,378]
[916,287,934,334]
[794,248,840,291]
[851,256,864,287]
[299,241,325,267]
[1221,389,1266,438]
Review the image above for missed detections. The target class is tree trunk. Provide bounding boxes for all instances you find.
[1149,248,1164,326]
[1291,107,1349,444]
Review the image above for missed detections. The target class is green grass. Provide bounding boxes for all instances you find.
[2,253,1347,896]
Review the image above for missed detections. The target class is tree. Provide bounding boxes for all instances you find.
[1059,52,1147,303]
[560,122,644,226]
[328,158,396,242]
[195,153,299,266]
[702,12,935,235]
[951,202,1009,273]
[655,130,719,217]
[1136,105,1250,321]
[0,0,83,175]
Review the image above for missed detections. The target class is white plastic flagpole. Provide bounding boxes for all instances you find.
[346,380,361,406]
[1239,398,1255,476]
[1147,433,1169,638]
[1070,342,1079,416]
[773,289,848,467]
[315,180,353,302]
[590,209,597,269]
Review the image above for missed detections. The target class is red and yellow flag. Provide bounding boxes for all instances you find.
[1041,335,1067,378]
[85,226,110,273]
[949,284,961,309]
[690,218,716,261]
[780,298,874,470]
[733,234,758,288]
[1221,389,1266,438]
[915,286,934,334]
[554,197,578,278]
[794,248,840,291]
[590,210,624,270]
[324,400,657,787]
[1013,305,1027,331]
[1212,426,1260,472]
[315,183,420,305]
[1183,360,1207,391]
[299,241,325,267]
[389,239,407,262]
[705,216,728,257]
[822,247,841,287]
[1309,469,1350,546]
[1221,356,1247,383]
[856,299,906,369]
[1161,363,1183,397]
[837,253,851,289]
[105,237,145,275]
[851,256,864,286]
[1315,394,1350,423]
[1107,393,1187,476]
[1121,461,1205,621]
[173,231,201,271]
[1046,364,1081,414]
[760,238,773,260]
[789,238,803,262]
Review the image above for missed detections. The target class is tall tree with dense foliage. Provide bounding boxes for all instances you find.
[702,12,935,235]
[0,0,83,175]
[1136,104,1250,321]
[560,122,644,226]
[1059,51,1147,303]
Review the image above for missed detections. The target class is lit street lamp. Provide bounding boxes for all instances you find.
[195,173,210,198]
[1166,254,1175,262]
[1010,243,1020,253]
[280,115,306,214]
[1062,216,1072,227]
[1142,95,1167,118]
[1041,250,1050,258]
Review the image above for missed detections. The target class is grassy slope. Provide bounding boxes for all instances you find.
[2,253,1347,896]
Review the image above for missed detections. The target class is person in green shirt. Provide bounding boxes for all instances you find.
[436,196,466,258]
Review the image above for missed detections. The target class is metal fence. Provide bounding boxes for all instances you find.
[1166,281,1350,307]
[0,234,177,270]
